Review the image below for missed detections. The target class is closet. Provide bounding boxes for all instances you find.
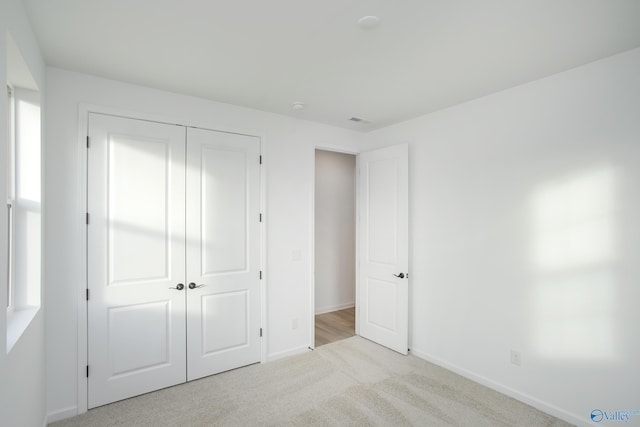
[86,113,261,408]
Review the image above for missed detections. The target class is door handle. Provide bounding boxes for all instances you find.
[169,283,185,290]
[393,273,406,279]
[188,282,205,289]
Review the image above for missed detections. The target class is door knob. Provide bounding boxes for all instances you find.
[169,283,185,290]
[188,282,204,289]
[393,273,405,279]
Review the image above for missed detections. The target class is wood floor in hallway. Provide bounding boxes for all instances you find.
[315,306,355,347]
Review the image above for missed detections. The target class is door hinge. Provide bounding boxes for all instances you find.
[259,213,262,222]
[260,328,263,337]
[86,136,90,148]
[85,213,90,225]
[259,270,262,280]
[86,365,89,378]
[86,289,89,301]
[259,155,262,165]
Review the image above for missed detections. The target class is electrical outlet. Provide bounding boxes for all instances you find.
[292,318,298,330]
[511,350,522,366]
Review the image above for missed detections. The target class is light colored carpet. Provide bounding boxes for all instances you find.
[51,337,574,426]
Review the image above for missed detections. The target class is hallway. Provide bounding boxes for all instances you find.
[314,307,355,347]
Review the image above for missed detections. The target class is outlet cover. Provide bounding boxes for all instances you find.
[510,350,522,366]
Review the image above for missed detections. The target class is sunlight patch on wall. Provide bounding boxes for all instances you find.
[532,271,615,360]
[530,166,617,360]
[531,167,615,271]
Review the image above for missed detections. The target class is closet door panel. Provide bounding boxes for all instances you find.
[87,113,187,408]
[186,127,261,380]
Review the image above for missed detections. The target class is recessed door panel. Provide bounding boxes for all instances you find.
[108,135,170,285]
[367,159,398,266]
[109,301,171,376]
[200,146,247,275]
[87,113,187,408]
[201,290,249,354]
[186,127,261,381]
[366,279,397,332]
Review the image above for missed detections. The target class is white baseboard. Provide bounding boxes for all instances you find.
[267,345,311,362]
[409,348,585,427]
[315,303,355,315]
[47,406,78,424]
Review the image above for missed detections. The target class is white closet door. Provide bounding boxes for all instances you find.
[358,144,409,355]
[185,127,261,380]
[87,114,187,408]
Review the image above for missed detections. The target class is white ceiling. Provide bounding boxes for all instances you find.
[23,0,640,131]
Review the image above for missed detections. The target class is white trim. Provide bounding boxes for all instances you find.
[308,144,316,350]
[409,348,585,427]
[315,145,359,156]
[354,154,361,336]
[76,103,262,139]
[315,303,355,315]
[76,106,89,415]
[76,103,267,414]
[46,406,78,424]
[267,345,311,362]
[259,137,267,364]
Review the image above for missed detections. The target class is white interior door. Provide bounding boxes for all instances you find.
[87,113,187,408]
[185,128,261,380]
[358,144,409,355]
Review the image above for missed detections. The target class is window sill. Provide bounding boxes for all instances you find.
[6,306,40,353]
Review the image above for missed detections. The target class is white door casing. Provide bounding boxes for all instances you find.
[87,114,262,407]
[87,114,187,408]
[358,144,409,355]
[185,127,261,380]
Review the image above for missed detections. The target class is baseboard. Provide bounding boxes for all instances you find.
[409,348,585,427]
[267,345,311,362]
[315,303,355,315]
[46,406,78,424]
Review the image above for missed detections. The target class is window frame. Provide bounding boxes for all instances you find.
[6,84,16,310]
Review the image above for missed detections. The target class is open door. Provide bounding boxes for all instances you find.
[358,144,408,355]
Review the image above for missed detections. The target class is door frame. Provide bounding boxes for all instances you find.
[309,145,359,350]
[76,104,267,414]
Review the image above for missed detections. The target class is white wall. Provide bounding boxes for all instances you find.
[44,68,360,418]
[314,150,356,314]
[362,47,640,425]
[0,0,47,426]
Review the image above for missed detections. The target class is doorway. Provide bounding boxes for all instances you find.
[313,149,356,347]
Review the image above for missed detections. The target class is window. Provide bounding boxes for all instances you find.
[5,33,42,352]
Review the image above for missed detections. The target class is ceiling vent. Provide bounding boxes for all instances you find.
[349,117,371,124]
